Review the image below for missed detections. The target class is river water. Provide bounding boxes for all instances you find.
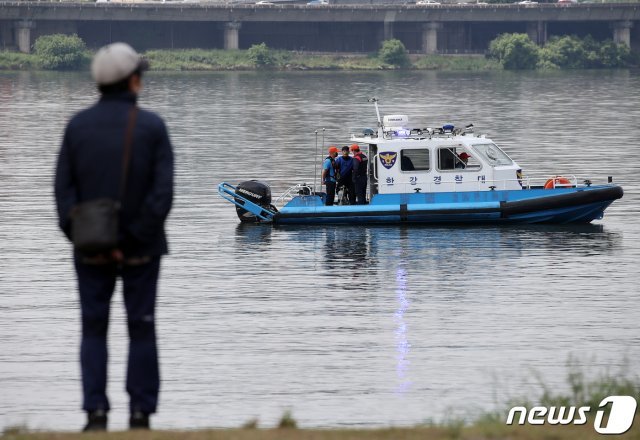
[0,69,639,432]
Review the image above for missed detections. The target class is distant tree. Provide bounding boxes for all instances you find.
[595,40,631,68]
[379,39,410,67]
[247,42,275,68]
[539,35,587,69]
[34,34,88,70]
[488,33,539,70]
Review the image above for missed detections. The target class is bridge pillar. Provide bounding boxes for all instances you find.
[526,21,547,46]
[224,22,242,50]
[612,20,633,48]
[422,22,442,55]
[14,20,35,53]
[384,21,394,41]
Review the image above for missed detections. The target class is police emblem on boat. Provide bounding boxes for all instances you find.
[379,152,397,169]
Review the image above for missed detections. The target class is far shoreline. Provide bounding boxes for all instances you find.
[0,49,504,72]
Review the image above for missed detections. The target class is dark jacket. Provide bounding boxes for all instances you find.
[55,92,174,257]
[352,151,368,180]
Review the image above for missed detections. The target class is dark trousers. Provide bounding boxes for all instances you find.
[75,256,161,415]
[354,176,367,205]
[338,178,356,205]
[325,181,336,206]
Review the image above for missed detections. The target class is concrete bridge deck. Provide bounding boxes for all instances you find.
[1,1,638,53]
[2,2,639,22]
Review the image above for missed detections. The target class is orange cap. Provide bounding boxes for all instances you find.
[349,144,360,152]
[328,146,339,154]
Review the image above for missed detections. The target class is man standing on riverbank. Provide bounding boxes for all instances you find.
[54,43,174,432]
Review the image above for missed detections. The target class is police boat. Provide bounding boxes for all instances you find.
[218,99,623,225]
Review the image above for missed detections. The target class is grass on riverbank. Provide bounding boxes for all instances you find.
[140,49,501,71]
[0,51,38,70]
[2,421,639,440]
[3,360,639,440]
[0,48,500,72]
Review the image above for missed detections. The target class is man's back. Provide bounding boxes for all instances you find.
[56,92,173,257]
[335,155,353,179]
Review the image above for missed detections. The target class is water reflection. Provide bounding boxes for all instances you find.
[234,223,273,249]
[394,266,411,395]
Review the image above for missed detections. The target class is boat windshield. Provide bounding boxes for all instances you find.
[471,143,513,166]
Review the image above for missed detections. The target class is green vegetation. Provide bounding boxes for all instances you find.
[33,34,89,70]
[276,411,298,429]
[488,33,540,69]
[412,54,500,70]
[508,357,640,413]
[143,48,253,70]
[140,46,498,71]
[540,35,632,68]
[1,34,636,72]
[0,51,36,70]
[378,39,410,67]
[247,43,277,68]
[2,421,638,440]
[488,33,635,70]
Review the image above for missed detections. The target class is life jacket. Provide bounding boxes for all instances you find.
[324,156,339,182]
[353,152,368,178]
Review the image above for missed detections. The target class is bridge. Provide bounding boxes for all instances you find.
[1,1,638,54]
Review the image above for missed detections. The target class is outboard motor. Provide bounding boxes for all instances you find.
[235,180,273,223]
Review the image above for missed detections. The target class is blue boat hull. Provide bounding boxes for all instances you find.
[273,185,623,225]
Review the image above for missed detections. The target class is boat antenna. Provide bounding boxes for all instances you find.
[314,130,318,194]
[368,97,382,127]
[321,128,326,195]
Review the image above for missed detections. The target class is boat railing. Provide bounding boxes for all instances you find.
[274,183,315,207]
[521,175,578,189]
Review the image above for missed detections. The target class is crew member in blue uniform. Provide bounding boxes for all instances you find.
[322,146,339,206]
[55,43,174,432]
[351,144,368,204]
[335,146,355,205]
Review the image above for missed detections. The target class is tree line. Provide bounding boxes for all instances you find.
[2,33,636,70]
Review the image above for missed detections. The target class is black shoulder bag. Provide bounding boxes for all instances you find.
[71,107,138,254]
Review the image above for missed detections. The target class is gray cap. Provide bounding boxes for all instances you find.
[91,42,149,86]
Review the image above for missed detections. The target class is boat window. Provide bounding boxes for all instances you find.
[437,147,480,171]
[472,143,513,166]
[400,149,429,172]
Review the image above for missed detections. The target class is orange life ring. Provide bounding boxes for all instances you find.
[544,176,572,189]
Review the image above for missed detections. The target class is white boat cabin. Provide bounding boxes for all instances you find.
[350,114,523,195]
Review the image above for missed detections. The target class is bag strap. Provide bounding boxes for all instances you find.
[118,106,139,204]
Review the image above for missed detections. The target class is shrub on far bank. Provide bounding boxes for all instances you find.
[379,39,410,67]
[247,42,275,68]
[539,35,587,69]
[488,33,539,70]
[540,35,632,69]
[489,32,635,70]
[33,34,89,70]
